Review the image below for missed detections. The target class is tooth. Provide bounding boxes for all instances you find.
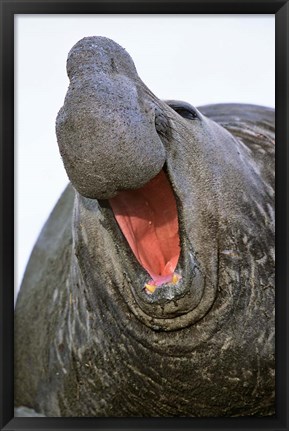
[172,273,180,284]
[145,283,157,294]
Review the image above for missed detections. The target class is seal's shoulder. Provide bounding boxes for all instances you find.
[197,103,275,131]
[198,103,275,162]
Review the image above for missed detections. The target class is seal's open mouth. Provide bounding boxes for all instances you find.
[109,169,181,293]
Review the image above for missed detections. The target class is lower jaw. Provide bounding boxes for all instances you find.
[75,175,216,331]
[102,168,207,321]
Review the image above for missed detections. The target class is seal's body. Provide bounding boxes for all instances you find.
[15,37,275,417]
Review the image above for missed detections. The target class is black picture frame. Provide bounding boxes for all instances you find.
[1,1,288,430]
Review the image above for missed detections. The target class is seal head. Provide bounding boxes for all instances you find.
[56,37,274,334]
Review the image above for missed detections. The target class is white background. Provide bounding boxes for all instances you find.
[15,14,275,299]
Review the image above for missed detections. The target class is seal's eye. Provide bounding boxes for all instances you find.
[173,107,198,120]
[165,100,200,120]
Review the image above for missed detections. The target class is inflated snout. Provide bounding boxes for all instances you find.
[56,37,166,199]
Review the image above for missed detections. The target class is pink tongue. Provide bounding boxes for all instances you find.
[109,170,180,283]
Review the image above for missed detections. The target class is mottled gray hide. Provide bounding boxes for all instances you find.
[15,36,275,417]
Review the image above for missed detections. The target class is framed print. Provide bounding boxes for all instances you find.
[0,1,288,430]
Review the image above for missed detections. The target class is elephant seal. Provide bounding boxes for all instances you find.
[15,36,275,417]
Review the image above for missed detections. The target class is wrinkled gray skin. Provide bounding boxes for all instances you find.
[15,37,275,417]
